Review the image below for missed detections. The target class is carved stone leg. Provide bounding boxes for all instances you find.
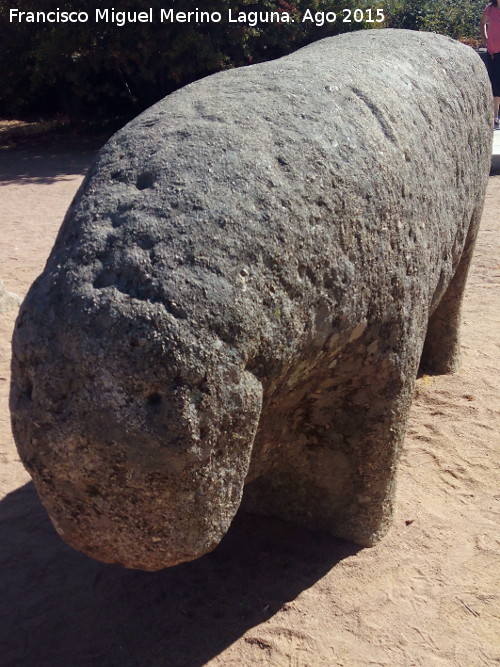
[421,210,481,375]
[243,327,421,547]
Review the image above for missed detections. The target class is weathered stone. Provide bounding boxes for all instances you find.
[0,279,21,314]
[10,30,491,570]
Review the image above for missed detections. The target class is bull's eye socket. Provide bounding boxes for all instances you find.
[147,393,162,406]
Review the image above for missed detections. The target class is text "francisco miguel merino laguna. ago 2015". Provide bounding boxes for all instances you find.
[9,7,386,28]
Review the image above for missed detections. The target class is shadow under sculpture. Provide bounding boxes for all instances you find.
[10,30,492,571]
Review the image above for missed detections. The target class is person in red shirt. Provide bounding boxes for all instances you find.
[481,0,500,128]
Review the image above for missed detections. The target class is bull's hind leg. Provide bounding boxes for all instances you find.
[421,208,481,374]
[243,326,423,547]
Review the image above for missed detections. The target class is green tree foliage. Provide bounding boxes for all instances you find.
[0,0,372,122]
[387,0,486,42]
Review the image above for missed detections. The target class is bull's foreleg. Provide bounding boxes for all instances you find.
[421,208,482,374]
[243,328,422,547]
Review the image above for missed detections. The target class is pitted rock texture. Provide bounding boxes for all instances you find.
[10,30,492,570]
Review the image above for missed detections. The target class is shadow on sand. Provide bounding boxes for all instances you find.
[0,482,360,667]
[0,146,97,186]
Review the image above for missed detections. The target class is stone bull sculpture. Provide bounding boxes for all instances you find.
[11,29,491,570]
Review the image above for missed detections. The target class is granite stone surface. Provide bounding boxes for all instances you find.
[11,30,492,570]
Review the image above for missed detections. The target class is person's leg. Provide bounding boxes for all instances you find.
[492,55,500,124]
[487,55,500,124]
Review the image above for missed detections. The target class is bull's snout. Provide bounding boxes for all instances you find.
[11,329,263,570]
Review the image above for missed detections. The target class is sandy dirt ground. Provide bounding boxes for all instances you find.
[0,143,499,667]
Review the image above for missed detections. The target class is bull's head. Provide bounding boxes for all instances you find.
[11,288,263,570]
